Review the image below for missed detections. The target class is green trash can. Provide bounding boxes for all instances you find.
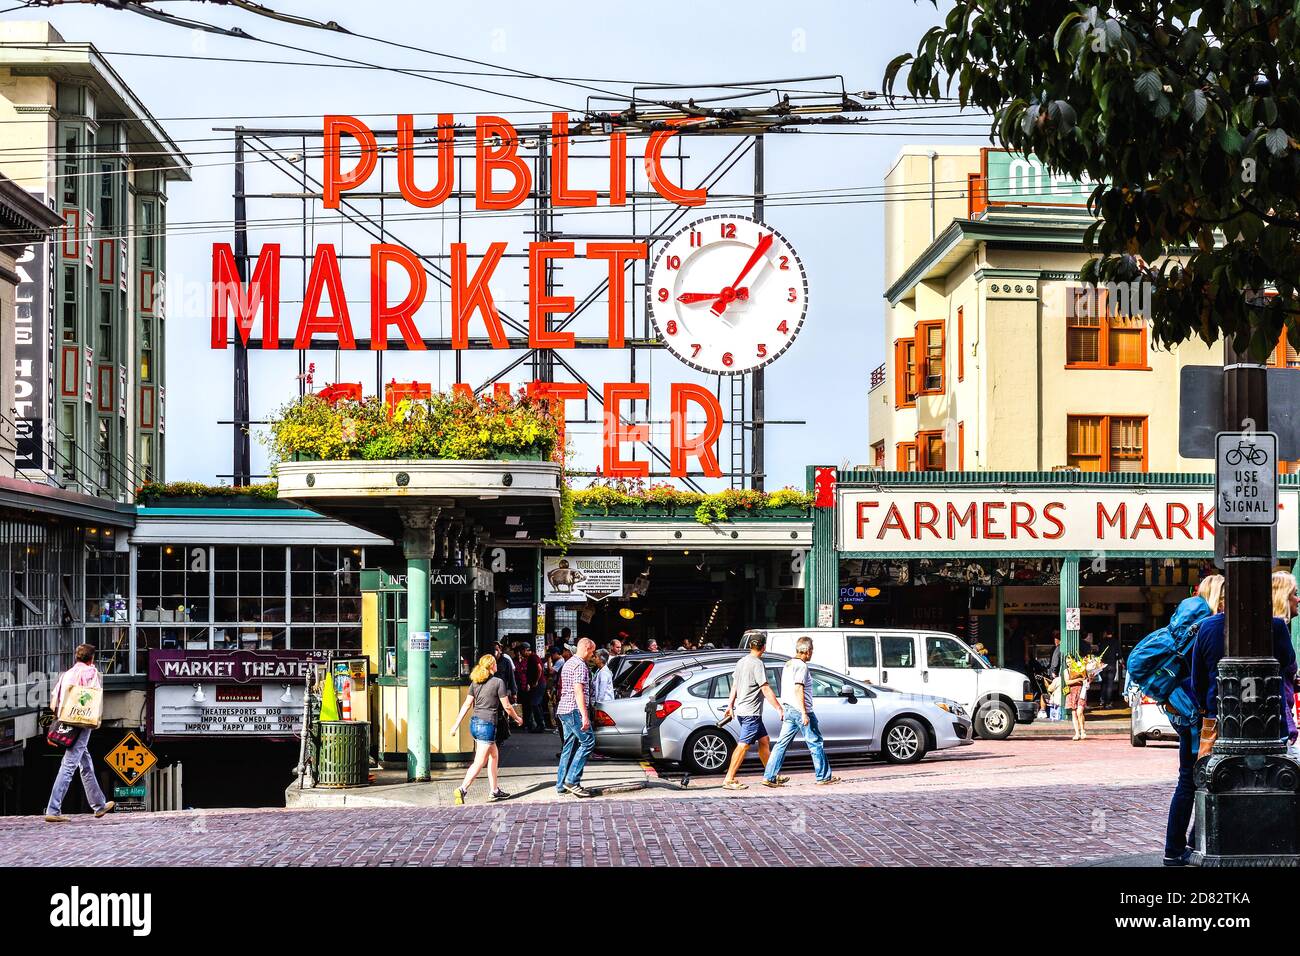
[316,720,370,788]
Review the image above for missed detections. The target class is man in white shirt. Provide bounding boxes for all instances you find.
[763,635,841,787]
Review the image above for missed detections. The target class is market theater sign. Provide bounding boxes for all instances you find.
[837,489,1300,553]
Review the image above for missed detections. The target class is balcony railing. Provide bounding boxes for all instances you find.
[869,364,886,391]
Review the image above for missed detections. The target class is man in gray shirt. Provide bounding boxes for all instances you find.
[721,632,785,790]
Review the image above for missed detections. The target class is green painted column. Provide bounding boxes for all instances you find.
[1291,555,1300,659]
[805,465,838,627]
[401,507,438,783]
[1058,556,1081,680]
[406,554,430,781]
[994,586,1005,667]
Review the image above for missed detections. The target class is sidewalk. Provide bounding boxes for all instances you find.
[1015,711,1130,737]
[286,727,659,809]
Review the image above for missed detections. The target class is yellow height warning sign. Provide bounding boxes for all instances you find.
[105,732,157,785]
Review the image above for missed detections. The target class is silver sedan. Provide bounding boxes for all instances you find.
[640,661,973,774]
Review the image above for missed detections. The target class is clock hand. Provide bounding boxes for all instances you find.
[711,233,773,317]
[677,289,749,304]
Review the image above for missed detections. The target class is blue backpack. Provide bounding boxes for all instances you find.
[1124,596,1212,722]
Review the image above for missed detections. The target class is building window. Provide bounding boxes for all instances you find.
[917,430,946,471]
[1065,290,1147,368]
[871,441,885,468]
[956,306,964,382]
[918,320,945,393]
[894,338,917,408]
[1271,334,1300,369]
[139,433,154,481]
[896,441,918,472]
[62,265,77,343]
[1067,415,1147,472]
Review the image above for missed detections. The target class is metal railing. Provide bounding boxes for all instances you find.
[870,364,887,391]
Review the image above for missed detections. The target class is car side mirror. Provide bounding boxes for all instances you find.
[840,687,857,701]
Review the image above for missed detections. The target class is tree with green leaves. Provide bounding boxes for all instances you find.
[885,1,1300,358]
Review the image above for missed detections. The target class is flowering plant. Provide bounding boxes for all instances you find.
[264,389,561,464]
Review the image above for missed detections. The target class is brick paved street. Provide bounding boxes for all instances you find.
[0,777,1168,867]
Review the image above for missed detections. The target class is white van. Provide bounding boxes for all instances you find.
[753,627,1036,739]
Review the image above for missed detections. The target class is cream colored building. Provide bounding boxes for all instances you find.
[0,21,189,494]
[866,145,1274,475]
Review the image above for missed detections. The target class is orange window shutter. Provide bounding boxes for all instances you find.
[959,421,965,469]
[957,307,964,382]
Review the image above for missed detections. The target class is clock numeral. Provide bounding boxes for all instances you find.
[757,343,768,359]
[721,351,734,368]
[666,255,682,270]
[665,320,678,335]
[690,343,702,359]
[777,320,789,335]
[721,222,736,239]
[689,231,702,247]
[779,255,790,271]
[657,288,669,302]
[787,288,798,302]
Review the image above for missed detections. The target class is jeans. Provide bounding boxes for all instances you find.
[47,726,107,815]
[1164,721,1200,858]
[764,705,831,782]
[526,686,548,731]
[556,710,595,791]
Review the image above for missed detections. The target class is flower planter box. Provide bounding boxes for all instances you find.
[138,494,285,509]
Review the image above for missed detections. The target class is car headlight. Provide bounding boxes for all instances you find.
[936,700,967,718]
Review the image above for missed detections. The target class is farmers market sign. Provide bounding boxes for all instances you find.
[981,148,1103,207]
[838,488,1300,554]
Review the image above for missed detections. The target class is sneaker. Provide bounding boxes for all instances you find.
[775,775,790,784]
[564,783,594,798]
[816,775,843,786]
[1162,849,1193,867]
[489,789,510,802]
[761,778,785,788]
[93,801,116,819]
[43,814,70,823]
[453,788,465,806]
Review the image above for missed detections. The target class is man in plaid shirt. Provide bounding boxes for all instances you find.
[555,637,597,798]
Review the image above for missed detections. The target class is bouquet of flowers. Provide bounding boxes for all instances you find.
[1066,649,1108,682]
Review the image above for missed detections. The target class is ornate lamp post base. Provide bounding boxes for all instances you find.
[1191,657,1300,866]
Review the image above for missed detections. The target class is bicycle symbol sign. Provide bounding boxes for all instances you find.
[1215,431,1278,527]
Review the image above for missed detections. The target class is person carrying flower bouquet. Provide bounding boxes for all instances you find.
[1065,651,1106,741]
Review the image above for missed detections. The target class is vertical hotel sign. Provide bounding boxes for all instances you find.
[13,192,48,471]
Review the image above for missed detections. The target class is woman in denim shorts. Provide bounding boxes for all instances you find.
[450,653,524,804]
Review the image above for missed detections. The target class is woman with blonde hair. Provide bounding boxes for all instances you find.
[449,652,523,805]
[1197,573,1225,615]
[1273,571,1299,749]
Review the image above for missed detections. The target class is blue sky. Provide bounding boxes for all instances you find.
[10,0,982,490]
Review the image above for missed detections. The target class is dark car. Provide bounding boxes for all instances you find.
[609,648,790,698]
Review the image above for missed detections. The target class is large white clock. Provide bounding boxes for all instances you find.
[646,214,808,375]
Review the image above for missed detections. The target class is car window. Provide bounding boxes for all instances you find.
[687,678,714,699]
[766,667,783,695]
[847,635,877,668]
[880,636,916,668]
[809,669,849,698]
[711,674,733,699]
[927,636,975,669]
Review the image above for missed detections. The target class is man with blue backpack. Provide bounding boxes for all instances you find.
[1125,575,1222,866]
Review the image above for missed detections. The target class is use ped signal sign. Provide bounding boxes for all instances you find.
[1215,431,1278,527]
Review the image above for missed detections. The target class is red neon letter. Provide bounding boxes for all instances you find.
[528,242,576,349]
[323,115,377,210]
[370,244,427,351]
[609,130,627,205]
[294,244,356,349]
[476,116,531,210]
[211,243,280,349]
[550,113,597,207]
[603,382,650,478]
[397,113,454,208]
[586,242,646,349]
[451,242,510,350]
[671,383,723,477]
[645,127,706,206]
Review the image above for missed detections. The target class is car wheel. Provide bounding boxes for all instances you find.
[881,717,928,764]
[682,727,734,775]
[975,701,1015,740]
[1131,730,1147,747]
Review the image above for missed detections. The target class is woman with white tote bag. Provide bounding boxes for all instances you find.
[45,643,114,823]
